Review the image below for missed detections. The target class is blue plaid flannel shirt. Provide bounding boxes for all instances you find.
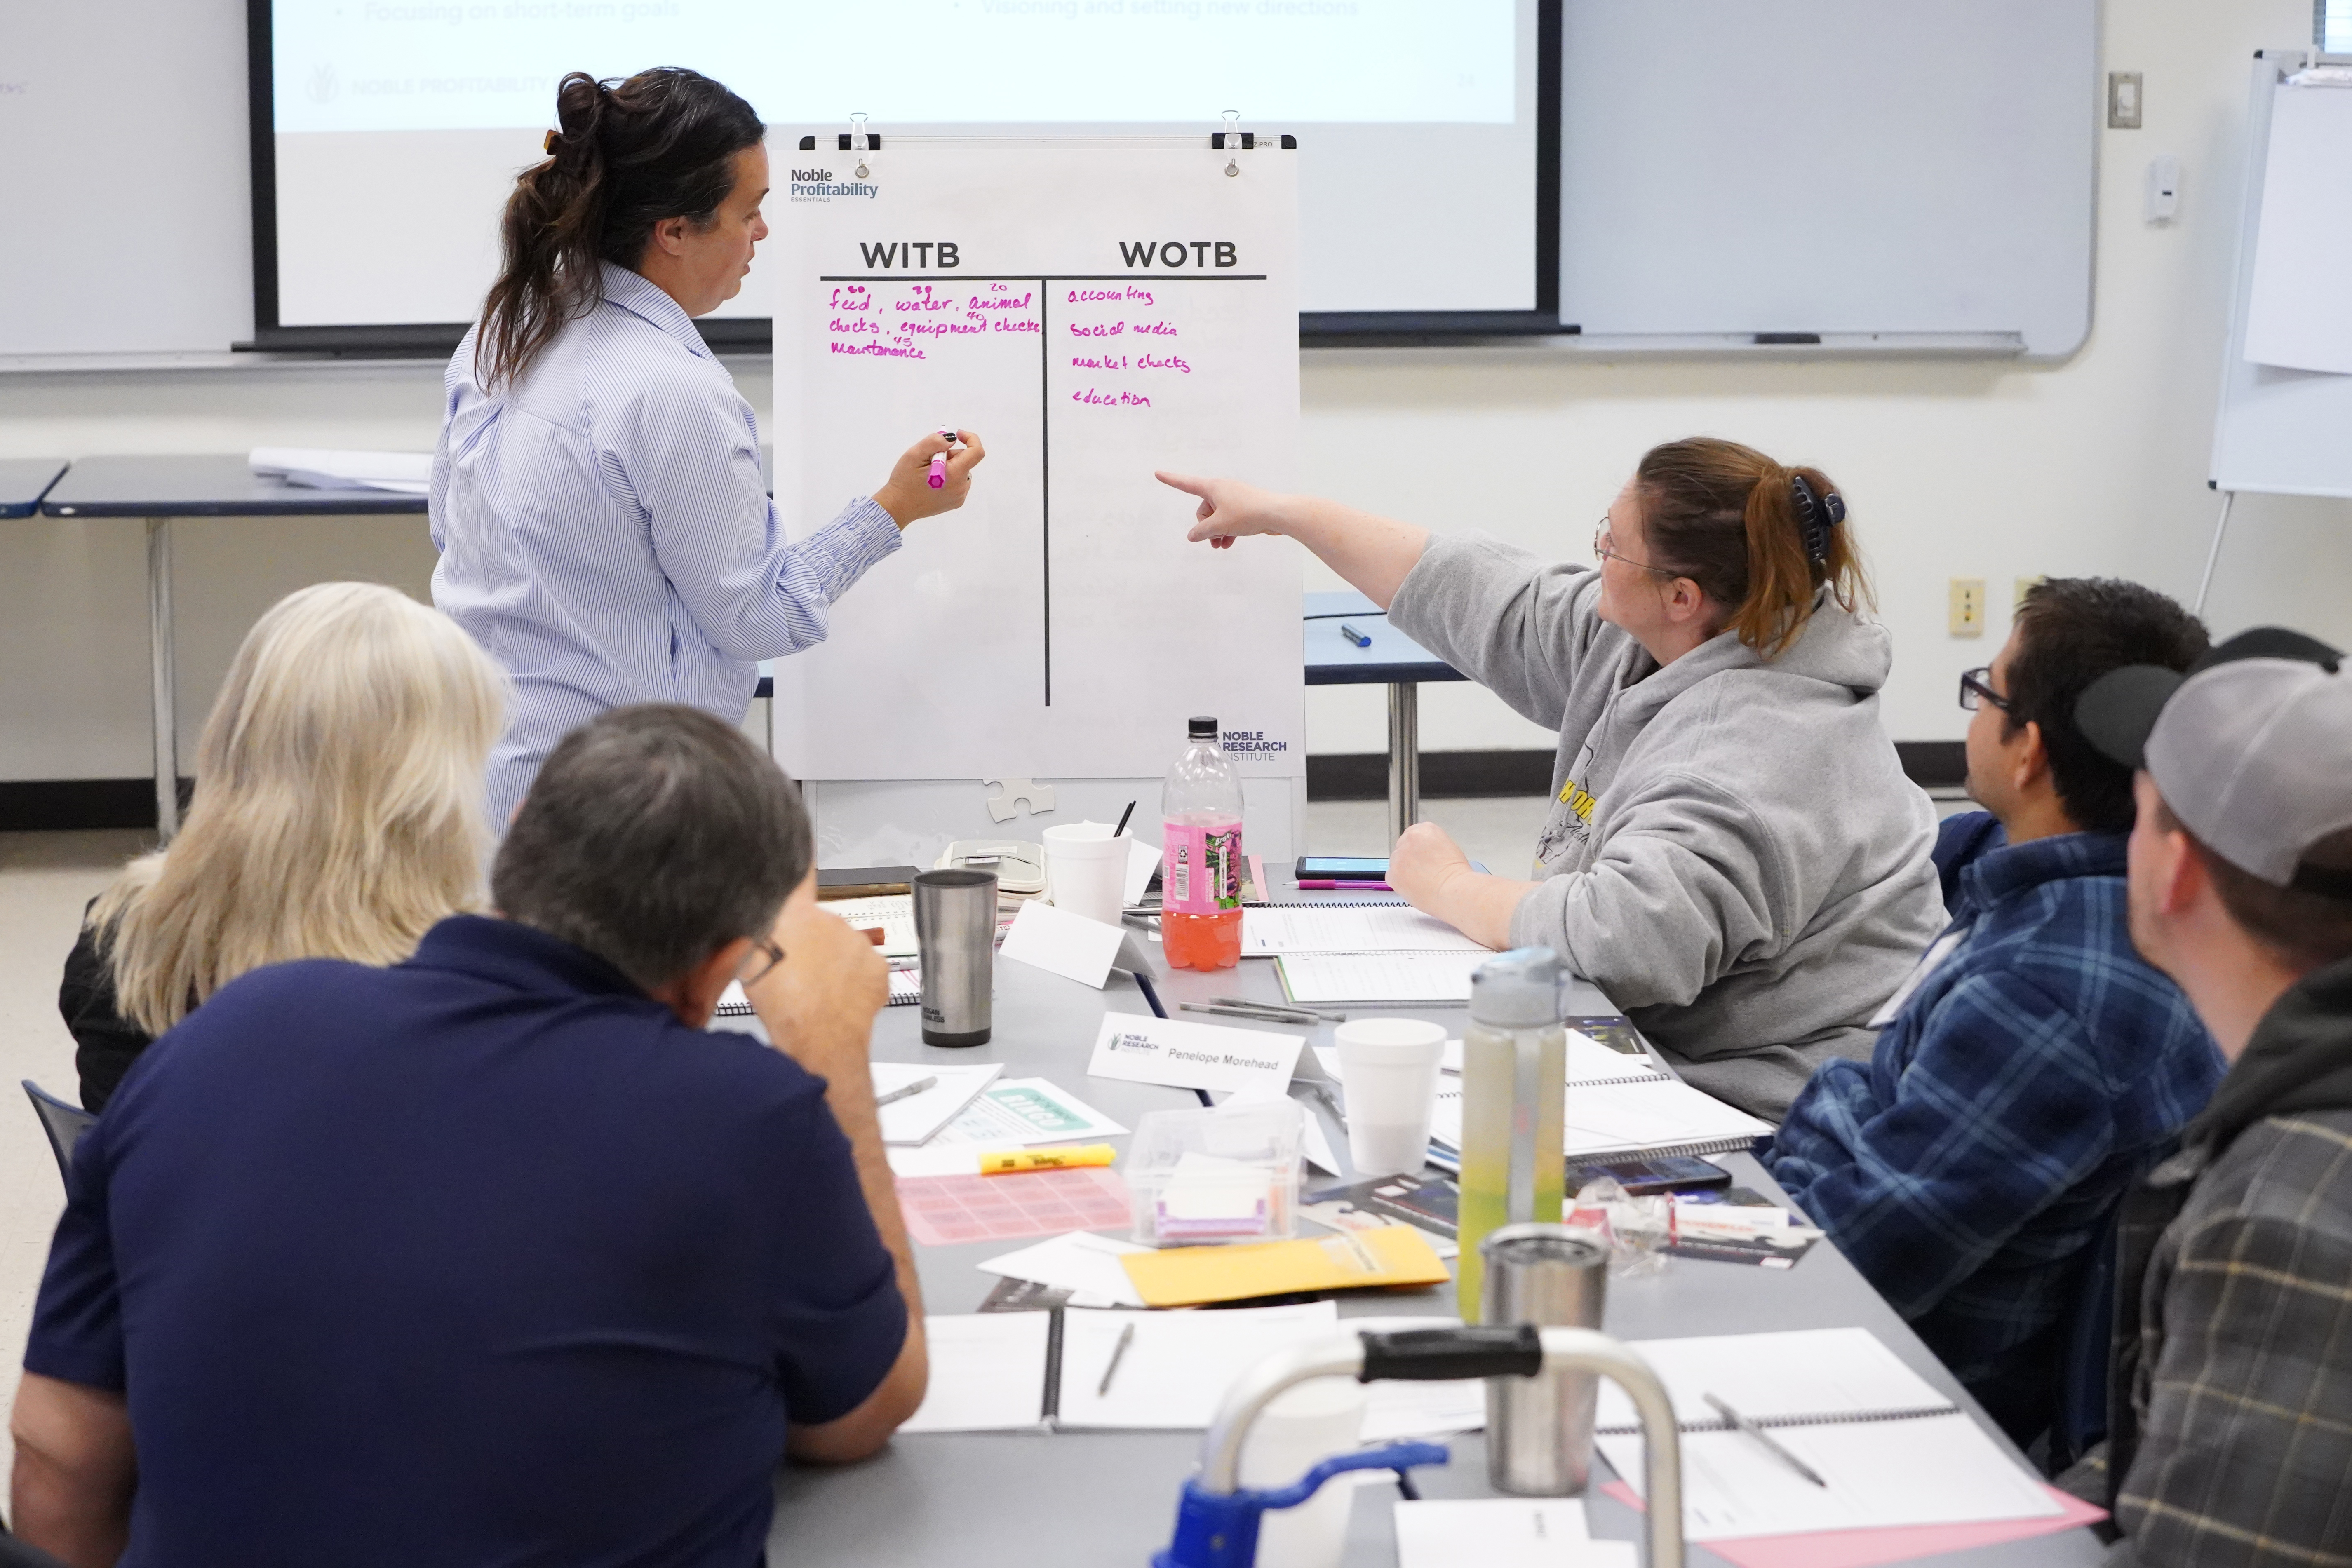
[1763,829,2223,1435]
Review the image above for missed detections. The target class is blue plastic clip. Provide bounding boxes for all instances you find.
[1151,1441,1451,1568]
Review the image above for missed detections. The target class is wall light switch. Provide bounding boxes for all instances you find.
[2145,155,2181,223]
[1949,579,1987,638]
[2108,72,2143,129]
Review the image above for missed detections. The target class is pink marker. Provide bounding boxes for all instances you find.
[927,451,947,489]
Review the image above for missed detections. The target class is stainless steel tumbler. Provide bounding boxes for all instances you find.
[914,869,996,1046]
[1480,1223,1610,1494]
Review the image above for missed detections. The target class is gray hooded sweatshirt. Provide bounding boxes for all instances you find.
[1389,533,1945,1121]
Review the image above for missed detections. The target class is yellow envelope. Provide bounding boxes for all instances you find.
[1121,1223,1452,1308]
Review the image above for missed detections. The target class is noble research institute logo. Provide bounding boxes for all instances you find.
[308,63,339,104]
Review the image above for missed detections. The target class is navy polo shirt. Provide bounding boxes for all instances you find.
[25,915,905,1568]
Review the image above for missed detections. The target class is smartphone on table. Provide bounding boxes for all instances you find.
[1572,1156,1734,1196]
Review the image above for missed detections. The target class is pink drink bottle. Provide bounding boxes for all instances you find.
[1161,716,1244,969]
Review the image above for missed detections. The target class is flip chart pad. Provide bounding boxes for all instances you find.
[771,138,1304,780]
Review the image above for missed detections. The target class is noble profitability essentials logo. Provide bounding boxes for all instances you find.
[788,167,878,202]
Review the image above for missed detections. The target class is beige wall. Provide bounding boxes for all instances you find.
[0,0,2343,779]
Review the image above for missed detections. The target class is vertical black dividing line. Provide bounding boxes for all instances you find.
[1039,279,1052,707]
[1041,1306,1064,1426]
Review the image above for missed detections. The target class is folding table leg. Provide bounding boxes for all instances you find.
[1386,680,1420,846]
[147,516,178,841]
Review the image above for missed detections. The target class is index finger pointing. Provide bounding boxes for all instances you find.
[1155,470,1213,499]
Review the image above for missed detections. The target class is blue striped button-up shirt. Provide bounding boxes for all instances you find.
[430,263,901,827]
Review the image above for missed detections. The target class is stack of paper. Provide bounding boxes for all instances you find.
[248,447,432,495]
[1242,906,1485,956]
[1057,1302,1341,1429]
[1278,951,1488,1004]
[822,894,917,956]
[898,1301,1342,1433]
[1591,1328,2063,1541]
[1394,1500,1635,1568]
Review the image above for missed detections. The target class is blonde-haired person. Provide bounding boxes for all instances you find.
[1160,439,1945,1119]
[60,582,507,1110]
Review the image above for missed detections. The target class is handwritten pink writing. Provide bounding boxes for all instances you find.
[831,341,927,359]
[1071,353,1128,370]
[1137,352,1191,373]
[1067,285,1155,306]
[968,292,1034,310]
[992,317,1041,335]
[1068,321,1125,338]
[1130,319,1178,337]
[828,284,871,311]
[1071,387,1151,408]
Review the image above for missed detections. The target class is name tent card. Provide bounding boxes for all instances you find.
[1086,1012,1302,1096]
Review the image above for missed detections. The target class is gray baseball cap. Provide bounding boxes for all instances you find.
[2076,627,2352,896]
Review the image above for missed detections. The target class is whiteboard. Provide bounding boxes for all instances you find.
[0,0,252,356]
[2213,58,2352,498]
[1557,0,2098,358]
[769,138,1305,783]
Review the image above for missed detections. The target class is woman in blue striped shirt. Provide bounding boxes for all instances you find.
[431,68,983,829]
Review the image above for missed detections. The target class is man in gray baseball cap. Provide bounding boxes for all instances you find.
[2061,627,2352,1566]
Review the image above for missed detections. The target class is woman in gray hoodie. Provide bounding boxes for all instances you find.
[1160,437,1944,1120]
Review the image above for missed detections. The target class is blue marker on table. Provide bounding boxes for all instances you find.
[1337,623,1372,648]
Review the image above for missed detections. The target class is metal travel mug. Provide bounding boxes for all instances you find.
[914,869,996,1047]
[1480,1223,1610,1495]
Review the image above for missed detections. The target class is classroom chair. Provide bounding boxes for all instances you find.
[2047,1209,2121,1474]
[20,1080,96,1188]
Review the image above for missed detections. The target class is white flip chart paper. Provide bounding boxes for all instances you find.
[2243,84,2352,376]
[772,139,1304,779]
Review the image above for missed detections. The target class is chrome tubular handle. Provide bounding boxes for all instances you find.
[1537,1327,1684,1568]
[1197,1336,1369,1493]
[1192,1326,1682,1568]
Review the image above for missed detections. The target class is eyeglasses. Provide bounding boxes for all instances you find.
[1958,667,2014,714]
[1593,519,1678,578]
[736,935,787,988]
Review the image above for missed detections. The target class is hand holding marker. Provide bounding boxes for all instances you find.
[928,426,961,489]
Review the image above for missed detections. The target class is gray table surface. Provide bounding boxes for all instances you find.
[39,454,428,517]
[0,458,68,519]
[744,919,2107,1568]
[1302,610,1463,688]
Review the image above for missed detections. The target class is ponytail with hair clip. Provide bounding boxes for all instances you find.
[1789,474,1846,566]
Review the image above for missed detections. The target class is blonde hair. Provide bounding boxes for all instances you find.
[90,583,508,1036]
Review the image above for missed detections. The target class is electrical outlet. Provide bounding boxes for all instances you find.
[2108,72,2143,130]
[1949,579,1987,638]
[2015,575,2046,609]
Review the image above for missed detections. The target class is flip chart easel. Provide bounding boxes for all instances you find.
[770,136,1304,794]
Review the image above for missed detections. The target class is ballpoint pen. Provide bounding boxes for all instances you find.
[1210,996,1345,1022]
[1704,1392,1828,1488]
[1179,1002,1313,1026]
[873,1075,937,1108]
[1097,1321,1137,1396]
[1337,622,1372,648]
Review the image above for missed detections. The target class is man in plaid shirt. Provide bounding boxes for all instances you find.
[1765,580,2222,1449]
[2061,627,2352,1566]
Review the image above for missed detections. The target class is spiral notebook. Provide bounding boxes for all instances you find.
[1590,1327,2064,1541]
[713,968,919,1017]
[1419,1056,1771,1165]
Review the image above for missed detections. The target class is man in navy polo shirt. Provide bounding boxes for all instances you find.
[9,705,926,1567]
